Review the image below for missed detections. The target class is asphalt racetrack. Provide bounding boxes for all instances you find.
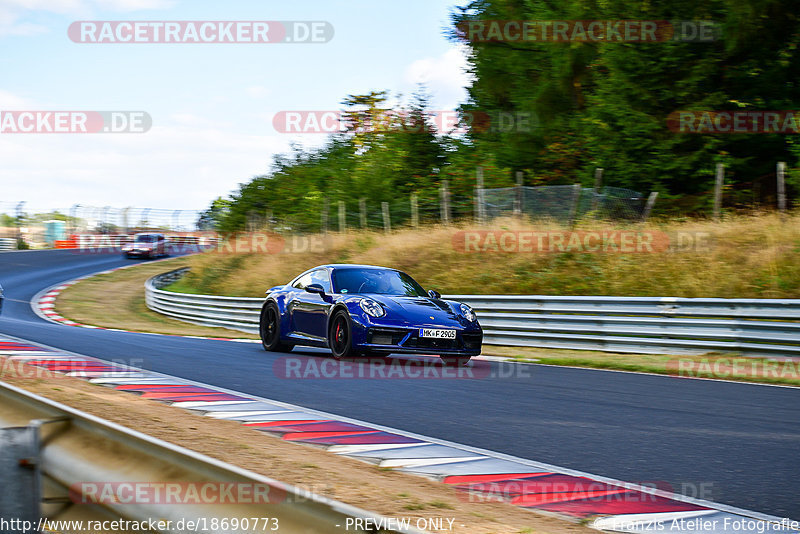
[0,249,797,518]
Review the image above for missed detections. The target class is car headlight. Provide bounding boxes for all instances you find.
[359,298,385,318]
[460,303,476,322]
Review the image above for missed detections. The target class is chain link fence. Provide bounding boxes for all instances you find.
[1,182,652,245]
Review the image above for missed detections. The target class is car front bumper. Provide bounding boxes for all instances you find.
[124,249,154,256]
[352,323,483,356]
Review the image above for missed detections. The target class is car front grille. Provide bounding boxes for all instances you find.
[462,334,482,350]
[367,328,407,346]
[401,334,459,350]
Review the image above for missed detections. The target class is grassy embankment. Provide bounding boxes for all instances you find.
[168,213,800,298]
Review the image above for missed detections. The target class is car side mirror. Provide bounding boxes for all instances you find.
[306,284,325,295]
[428,289,441,299]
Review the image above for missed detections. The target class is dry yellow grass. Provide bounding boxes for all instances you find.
[170,212,800,298]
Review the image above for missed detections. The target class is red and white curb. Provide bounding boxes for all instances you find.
[0,333,793,533]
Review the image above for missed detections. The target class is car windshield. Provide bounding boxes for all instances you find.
[332,268,427,297]
[135,235,157,243]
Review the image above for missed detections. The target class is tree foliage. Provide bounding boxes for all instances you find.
[204,0,800,230]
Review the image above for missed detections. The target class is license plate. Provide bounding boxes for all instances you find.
[419,328,456,339]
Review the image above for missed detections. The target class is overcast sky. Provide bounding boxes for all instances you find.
[0,0,472,216]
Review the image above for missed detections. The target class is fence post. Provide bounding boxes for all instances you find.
[121,206,130,234]
[475,167,486,224]
[381,202,391,233]
[410,194,419,227]
[592,168,603,213]
[359,198,367,229]
[568,184,582,227]
[777,161,787,215]
[514,171,523,216]
[641,192,659,222]
[70,203,81,235]
[321,198,329,234]
[15,201,25,242]
[338,201,346,233]
[440,181,451,225]
[714,163,724,220]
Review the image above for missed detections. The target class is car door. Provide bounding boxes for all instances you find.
[289,269,333,340]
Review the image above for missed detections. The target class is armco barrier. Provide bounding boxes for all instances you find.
[0,238,16,251]
[145,269,800,356]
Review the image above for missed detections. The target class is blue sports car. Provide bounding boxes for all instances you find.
[259,264,482,365]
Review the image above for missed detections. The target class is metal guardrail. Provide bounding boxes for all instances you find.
[0,381,420,534]
[145,269,800,356]
[0,238,17,251]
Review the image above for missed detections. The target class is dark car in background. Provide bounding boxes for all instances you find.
[259,264,482,365]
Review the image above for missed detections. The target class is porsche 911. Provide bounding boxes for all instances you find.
[259,264,482,365]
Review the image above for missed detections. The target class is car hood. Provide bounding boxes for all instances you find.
[367,295,462,325]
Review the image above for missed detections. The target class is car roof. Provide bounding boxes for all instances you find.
[323,264,395,270]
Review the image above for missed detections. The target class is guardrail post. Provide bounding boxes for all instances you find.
[0,425,41,525]
[410,194,419,227]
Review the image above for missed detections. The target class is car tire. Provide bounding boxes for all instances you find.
[328,309,356,360]
[441,356,471,367]
[260,301,293,353]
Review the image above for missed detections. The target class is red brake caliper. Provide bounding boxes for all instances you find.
[335,322,341,343]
